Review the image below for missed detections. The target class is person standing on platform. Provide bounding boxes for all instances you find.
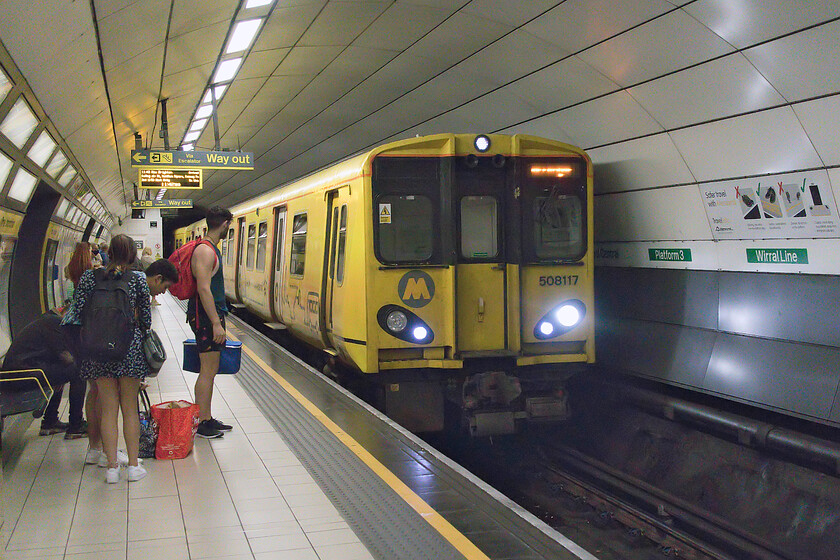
[188,206,233,439]
[89,243,103,268]
[63,234,150,483]
[99,243,110,266]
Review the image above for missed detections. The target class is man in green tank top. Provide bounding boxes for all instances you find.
[188,206,234,439]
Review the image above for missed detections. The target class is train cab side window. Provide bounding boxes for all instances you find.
[377,195,433,262]
[256,221,268,271]
[336,205,347,284]
[239,222,246,265]
[226,228,235,266]
[246,223,256,269]
[460,196,498,259]
[290,213,307,276]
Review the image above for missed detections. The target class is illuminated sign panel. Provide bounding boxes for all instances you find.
[138,169,202,190]
[131,199,193,209]
[131,149,254,170]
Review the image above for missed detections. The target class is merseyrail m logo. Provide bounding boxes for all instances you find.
[398,270,435,308]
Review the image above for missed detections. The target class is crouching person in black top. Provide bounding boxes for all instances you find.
[2,310,86,438]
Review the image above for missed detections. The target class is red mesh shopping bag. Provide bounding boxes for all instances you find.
[151,400,200,460]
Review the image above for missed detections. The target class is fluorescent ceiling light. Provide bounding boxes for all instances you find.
[57,165,76,187]
[0,150,12,186]
[0,97,39,149]
[8,167,37,204]
[226,19,262,54]
[202,85,227,104]
[195,105,213,119]
[27,130,57,167]
[184,131,200,143]
[213,57,242,83]
[46,150,67,177]
[245,0,272,7]
[0,69,10,102]
[182,143,194,151]
[190,119,208,131]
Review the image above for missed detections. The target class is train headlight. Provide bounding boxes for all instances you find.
[386,310,408,333]
[474,134,491,153]
[378,305,434,344]
[555,305,581,327]
[534,299,586,340]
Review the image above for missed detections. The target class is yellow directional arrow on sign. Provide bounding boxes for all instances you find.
[132,152,147,163]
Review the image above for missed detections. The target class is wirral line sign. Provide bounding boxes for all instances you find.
[130,149,254,170]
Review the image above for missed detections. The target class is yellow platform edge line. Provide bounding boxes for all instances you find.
[227,332,490,560]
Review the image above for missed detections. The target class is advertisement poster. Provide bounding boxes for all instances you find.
[699,171,840,240]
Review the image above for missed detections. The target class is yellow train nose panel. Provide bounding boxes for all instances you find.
[456,263,506,353]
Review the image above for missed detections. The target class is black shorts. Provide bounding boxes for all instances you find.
[187,299,226,353]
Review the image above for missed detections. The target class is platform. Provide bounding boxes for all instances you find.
[2,294,595,560]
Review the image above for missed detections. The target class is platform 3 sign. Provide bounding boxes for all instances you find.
[130,149,254,170]
[131,199,193,209]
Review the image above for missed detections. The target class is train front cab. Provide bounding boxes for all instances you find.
[366,134,595,435]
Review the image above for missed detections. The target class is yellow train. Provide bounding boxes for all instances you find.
[175,134,594,434]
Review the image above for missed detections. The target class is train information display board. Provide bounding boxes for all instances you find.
[699,170,840,240]
[138,169,202,190]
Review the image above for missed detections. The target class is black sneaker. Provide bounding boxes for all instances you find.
[196,420,223,439]
[39,419,69,436]
[207,418,233,432]
[64,421,89,440]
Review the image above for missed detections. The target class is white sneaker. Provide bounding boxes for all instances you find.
[97,449,131,468]
[85,448,101,465]
[105,467,120,484]
[127,464,147,482]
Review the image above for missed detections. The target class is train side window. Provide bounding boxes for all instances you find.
[246,223,256,269]
[226,228,235,266]
[256,221,268,271]
[336,205,347,284]
[460,196,498,259]
[377,195,433,262]
[274,215,285,272]
[290,213,307,276]
[329,207,339,279]
[239,222,246,265]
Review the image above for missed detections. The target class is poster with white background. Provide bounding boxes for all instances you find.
[699,170,840,240]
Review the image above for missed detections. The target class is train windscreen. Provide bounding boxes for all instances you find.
[520,158,587,262]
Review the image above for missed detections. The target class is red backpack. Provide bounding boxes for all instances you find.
[167,239,217,300]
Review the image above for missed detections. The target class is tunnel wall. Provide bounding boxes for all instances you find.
[594,266,840,426]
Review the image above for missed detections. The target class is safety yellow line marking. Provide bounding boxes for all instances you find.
[226,331,490,560]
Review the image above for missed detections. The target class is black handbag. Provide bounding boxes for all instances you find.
[142,329,166,376]
[138,389,158,459]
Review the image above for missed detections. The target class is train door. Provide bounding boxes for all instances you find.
[455,159,507,353]
[322,187,350,346]
[234,217,246,301]
[270,207,286,322]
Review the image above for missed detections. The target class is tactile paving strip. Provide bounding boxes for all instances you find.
[235,350,467,560]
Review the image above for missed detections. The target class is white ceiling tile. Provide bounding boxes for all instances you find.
[462,0,561,27]
[792,94,840,167]
[255,3,326,51]
[684,0,840,49]
[509,56,617,113]
[273,46,344,76]
[504,91,663,148]
[595,184,712,242]
[299,1,391,47]
[354,3,456,50]
[669,107,823,182]
[628,53,785,129]
[106,46,164,104]
[744,20,840,102]
[588,133,695,194]
[579,9,735,87]
[238,49,290,80]
[170,0,236,37]
[462,31,571,87]
[524,0,675,54]
[165,19,229,77]
[409,11,513,65]
[98,0,170,71]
